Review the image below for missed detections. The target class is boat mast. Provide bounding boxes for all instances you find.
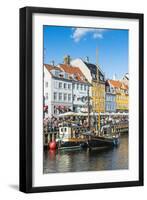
[87,85,90,130]
[96,48,100,135]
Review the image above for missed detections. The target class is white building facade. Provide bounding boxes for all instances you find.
[71,58,92,95]
[58,63,90,113]
[72,81,89,112]
[44,64,73,118]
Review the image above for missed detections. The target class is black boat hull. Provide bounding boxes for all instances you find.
[88,137,120,149]
[56,137,119,150]
[57,141,88,150]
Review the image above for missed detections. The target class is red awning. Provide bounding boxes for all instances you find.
[43,105,48,111]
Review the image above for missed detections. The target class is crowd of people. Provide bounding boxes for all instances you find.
[43,114,128,133]
[43,115,91,132]
[43,115,60,132]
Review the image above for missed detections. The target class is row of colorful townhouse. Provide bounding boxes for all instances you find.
[43,55,129,118]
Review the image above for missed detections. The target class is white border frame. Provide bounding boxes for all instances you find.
[32,13,139,187]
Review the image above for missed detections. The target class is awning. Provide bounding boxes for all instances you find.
[59,111,77,117]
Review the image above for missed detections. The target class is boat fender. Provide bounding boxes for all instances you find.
[49,141,56,150]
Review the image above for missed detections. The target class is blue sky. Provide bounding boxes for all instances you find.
[43,26,128,79]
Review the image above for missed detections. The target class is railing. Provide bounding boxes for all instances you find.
[43,122,128,147]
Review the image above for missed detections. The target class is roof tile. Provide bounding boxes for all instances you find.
[59,64,87,82]
[109,80,128,90]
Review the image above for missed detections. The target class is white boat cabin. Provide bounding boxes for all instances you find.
[59,126,72,139]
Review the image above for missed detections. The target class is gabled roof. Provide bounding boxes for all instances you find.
[44,64,62,73]
[84,62,97,73]
[84,61,104,75]
[108,80,128,90]
[122,84,128,90]
[59,64,87,83]
[83,61,105,82]
[109,80,121,88]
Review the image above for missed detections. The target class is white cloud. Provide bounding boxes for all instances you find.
[93,32,103,39]
[71,28,105,42]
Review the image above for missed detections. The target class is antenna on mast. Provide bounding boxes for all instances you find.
[43,48,46,63]
[96,47,99,82]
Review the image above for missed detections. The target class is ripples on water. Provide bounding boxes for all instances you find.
[43,134,128,173]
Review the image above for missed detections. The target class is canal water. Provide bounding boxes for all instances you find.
[43,134,128,173]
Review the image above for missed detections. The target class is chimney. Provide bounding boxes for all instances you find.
[113,73,117,80]
[64,55,70,65]
[51,60,55,66]
[86,56,89,63]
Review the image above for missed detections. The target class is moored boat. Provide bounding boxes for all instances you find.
[82,128,120,150]
[87,135,120,149]
[56,126,88,150]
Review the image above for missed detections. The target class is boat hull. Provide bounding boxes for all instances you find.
[88,136,120,149]
[57,139,88,150]
[56,136,119,150]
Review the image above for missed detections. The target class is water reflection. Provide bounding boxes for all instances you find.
[43,134,128,173]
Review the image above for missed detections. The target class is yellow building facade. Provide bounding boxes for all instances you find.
[109,80,129,112]
[116,90,129,111]
[70,58,106,113]
[92,81,105,113]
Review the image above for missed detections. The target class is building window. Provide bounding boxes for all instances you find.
[45,93,48,100]
[59,93,62,101]
[92,74,96,79]
[54,81,58,89]
[53,92,57,101]
[107,95,109,101]
[68,84,71,89]
[54,106,58,114]
[106,86,109,92]
[64,93,67,101]
[112,105,114,110]
[81,84,83,90]
[77,84,79,90]
[45,82,48,87]
[68,94,71,101]
[100,75,104,81]
[73,83,75,89]
[110,96,113,101]
[108,96,110,101]
[109,96,111,101]
[64,83,67,89]
[59,82,62,89]
[73,95,76,101]
[84,85,86,91]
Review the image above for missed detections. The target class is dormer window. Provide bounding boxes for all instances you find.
[73,74,78,80]
[92,73,96,79]
[106,86,110,92]
[64,72,68,79]
[100,75,104,81]
[59,74,63,78]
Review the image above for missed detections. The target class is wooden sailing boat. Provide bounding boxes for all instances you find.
[86,48,120,149]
